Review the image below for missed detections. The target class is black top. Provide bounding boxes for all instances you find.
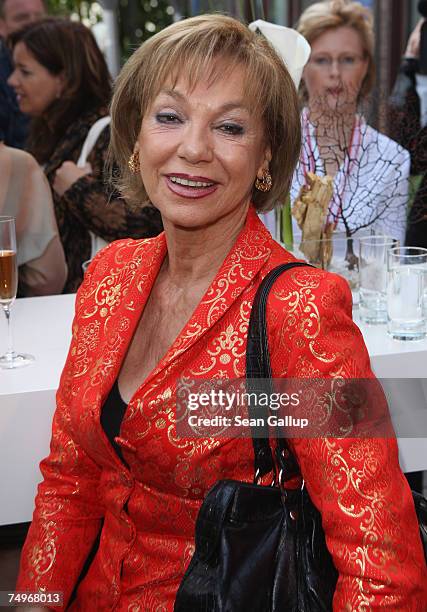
[100,379,128,462]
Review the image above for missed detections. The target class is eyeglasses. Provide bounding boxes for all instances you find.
[309,54,365,71]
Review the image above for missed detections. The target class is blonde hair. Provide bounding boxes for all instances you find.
[297,0,375,100]
[109,14,301,211]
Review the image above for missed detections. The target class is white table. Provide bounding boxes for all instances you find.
[0,295,74,526]
[354,313,427,478]
[0,295,426,525]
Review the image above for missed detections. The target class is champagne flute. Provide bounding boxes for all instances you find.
[0,216,34,368]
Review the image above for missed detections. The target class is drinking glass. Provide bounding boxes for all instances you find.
[387,247,427,341]
[359,235,396,324]
[0,216,34,368]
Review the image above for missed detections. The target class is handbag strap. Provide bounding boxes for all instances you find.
[246,262,312,482]
[77,116,111,168]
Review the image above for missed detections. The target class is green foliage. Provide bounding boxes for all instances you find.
[46,0,94,21]
[118,0,174,60]
[45,0,175,59]
[44,0,258,62]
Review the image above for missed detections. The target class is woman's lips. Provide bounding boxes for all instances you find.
[165,176,219,199]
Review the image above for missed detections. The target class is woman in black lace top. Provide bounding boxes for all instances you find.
[8,18,163,292]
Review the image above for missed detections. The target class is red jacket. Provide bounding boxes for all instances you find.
[17,208,426,610]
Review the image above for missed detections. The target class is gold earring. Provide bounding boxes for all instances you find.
[128,151,140,174]
[255,170,272,192]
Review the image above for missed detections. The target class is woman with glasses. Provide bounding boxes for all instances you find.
[291,0,410,245]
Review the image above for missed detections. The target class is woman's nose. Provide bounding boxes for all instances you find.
[177,123,213,164]
[328,60,341,77]
[7,71,18,88]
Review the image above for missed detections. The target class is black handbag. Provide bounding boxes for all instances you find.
[174,263,427,612]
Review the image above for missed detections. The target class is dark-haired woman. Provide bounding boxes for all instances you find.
[8,18,162,292]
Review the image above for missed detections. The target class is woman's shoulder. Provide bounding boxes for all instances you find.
[74,234,164,315]
[55,109,110,155]
[265,248,368,378]
[69,107,109,131]
[266,243,353,313]
[1,144,40,170]
[1,144,50,203]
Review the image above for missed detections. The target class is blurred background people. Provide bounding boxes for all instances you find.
[0,0,46,148]
[388,15,427,494]
[389,17,427,250]
[8,18,163,292]
[291,0,410,246]
[0,141,67,295]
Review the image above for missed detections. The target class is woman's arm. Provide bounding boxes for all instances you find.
[56,126,163,242]
[19,235,67,296]
[16,257,107,608]
[268,269,427,610]
[1,147,68,296]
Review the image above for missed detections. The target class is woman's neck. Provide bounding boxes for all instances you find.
[306,104,358,176]
[161,202,249,289]
[307,103,357,149]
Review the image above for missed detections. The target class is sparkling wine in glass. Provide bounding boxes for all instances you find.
[0,216,34,368]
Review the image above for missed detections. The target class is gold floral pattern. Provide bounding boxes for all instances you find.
[16,208,426,611]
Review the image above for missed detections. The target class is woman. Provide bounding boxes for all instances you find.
[0,142,66,295]
[291,0,410,245]
[16,15,426,611]
[7,18,162,293]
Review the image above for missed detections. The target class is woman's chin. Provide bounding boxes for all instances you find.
[161,208,216,231]
[151,193,214,229]
[18,103,35,116]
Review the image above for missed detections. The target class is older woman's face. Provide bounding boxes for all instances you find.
[302,26,368,112]
[136,63,270,229]
[8,42,64,116]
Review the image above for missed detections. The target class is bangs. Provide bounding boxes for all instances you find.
[137,29,281,126]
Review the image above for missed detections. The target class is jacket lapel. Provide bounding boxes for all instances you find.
[73,209,274,465]
[82,207,273,411]
[138,207,273,389]
[81,233,167,406]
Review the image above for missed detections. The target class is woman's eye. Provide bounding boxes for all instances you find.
[313,57,330,66]
[341,56,356,66]
[155,113,181,124]
[218,123,244,135]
